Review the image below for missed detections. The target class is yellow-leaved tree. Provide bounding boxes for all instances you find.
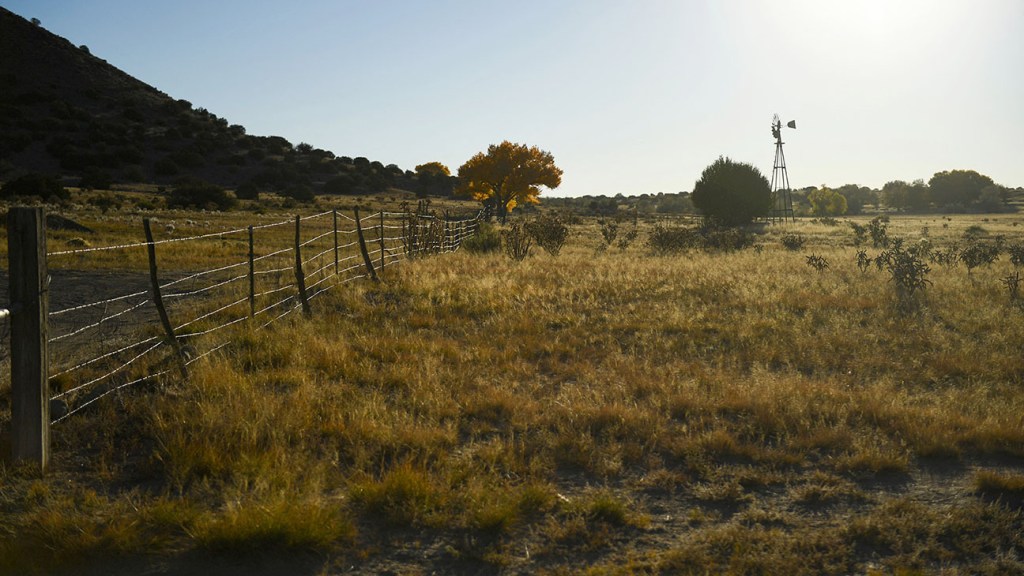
[456,141,562,221]
[414,162,454,197]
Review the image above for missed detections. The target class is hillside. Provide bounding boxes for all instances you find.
[0,7,422,197]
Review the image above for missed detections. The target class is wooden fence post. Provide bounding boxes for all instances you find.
[332,209,339,276]
[294,215,312,316]
[143,218,188,380]
[378,211,385,273]
[7,207,49,471]
[247,225,255,319]
[353,208,378,282]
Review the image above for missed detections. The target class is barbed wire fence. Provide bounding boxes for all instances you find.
[2,203,481,471]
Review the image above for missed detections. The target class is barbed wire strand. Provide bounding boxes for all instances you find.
[48,221,264,257]
[53,339,166,400]
[49,298,151,343]
[177,312,250,339]
[159,258,250,290]
[299,228,335,248]
[175,295,249,331]
[164,272,249,299]
[52,366,172,424]
[50,334,163,381]
[50,289,150,318]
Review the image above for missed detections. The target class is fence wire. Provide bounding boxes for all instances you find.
[3,208,480,427]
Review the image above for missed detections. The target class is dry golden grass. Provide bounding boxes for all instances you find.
[1,210,1023,574]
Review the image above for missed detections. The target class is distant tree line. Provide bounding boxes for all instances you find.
[792,169,1018,216]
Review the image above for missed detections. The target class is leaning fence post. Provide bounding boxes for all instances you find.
[353,208,379,282]
[248,225,255,319]
[143,218,188,380]
[8,207,49,472]
[294,215,312,317]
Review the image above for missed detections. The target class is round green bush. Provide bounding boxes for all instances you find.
[691,156,771,226]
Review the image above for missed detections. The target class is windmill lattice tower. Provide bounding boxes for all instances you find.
[770,114,796,223]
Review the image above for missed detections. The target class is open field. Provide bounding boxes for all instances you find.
[1,209,1024,575]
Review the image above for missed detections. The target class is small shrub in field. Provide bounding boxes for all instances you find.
[646,223,696,254]
[462,222,501,254]
[1004,271,1021,303]
[599,219,619,250]
[959,242,1000,275]
[525,213,569,256]
[962,224,988,240]
[781,233,806,251]
[805,254,829,272]
[87,193,122,214]
[646,221,752,254]
[875,241,932,312]
[856,250,872,273]
[867,216,890,248]
[908,238,933,260]
[600,216,639,252]
[849,222,868,246]
[1007,243,1024,267]
[616,225,638,250]
[695,220,754,251]
[503,221,532,261]
[930,243,961,268]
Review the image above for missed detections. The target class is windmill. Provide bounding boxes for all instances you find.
[770,114,796,223]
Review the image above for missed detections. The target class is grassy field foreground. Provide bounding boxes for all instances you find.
[2,216,1024,575]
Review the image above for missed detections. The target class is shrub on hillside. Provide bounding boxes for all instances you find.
[78,168,113,191]
[234,181,260,201]
[323,174,358,195]
[168,180,236,211]
[0,173,68,201]
[282,184,315,203]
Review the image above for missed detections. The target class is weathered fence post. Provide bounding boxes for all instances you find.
[247,225,255,319]
[143,218,188,380]
[294,215,312,317]
[353,208,379,282]
[332,209,339,276]
[8,207,49,471]
[378,211,386,273]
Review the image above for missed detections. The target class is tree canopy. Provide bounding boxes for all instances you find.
[808,185,848,216]
[928,169,994,209]
[415,162,451,177]
[690,156,771,226]
[415,161,455,197]
[456,141,562,220]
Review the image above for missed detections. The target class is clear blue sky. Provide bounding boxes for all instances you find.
[5,0,1023,196]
